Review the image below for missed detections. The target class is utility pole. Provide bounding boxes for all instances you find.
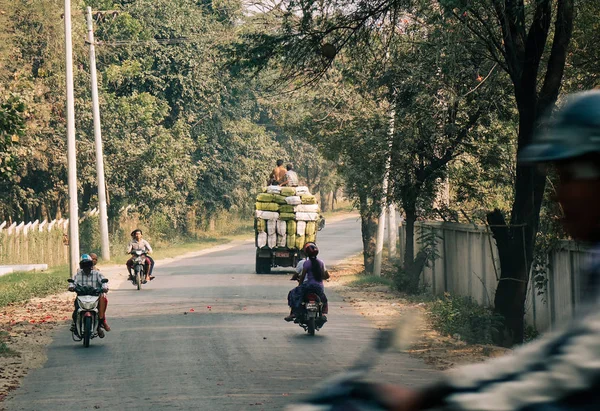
[373,104,396,276]
[64,0,80,275]
[86,6,110,261]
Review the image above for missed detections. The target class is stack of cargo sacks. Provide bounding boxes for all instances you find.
[254,185,320,249]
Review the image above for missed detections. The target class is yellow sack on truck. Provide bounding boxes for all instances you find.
[287,220,297,234]
[287,233,296,248]
[305,221,316,236]
[306,233,316,244]
[279,212,296,220]
[257,193,274,202]
[256,219,266,232]
[281,187,296,196]
[301,194,316,205]
[255,202,279,212]
[295,235,306,250]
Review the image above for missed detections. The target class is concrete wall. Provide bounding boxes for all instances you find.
[398,221,589,332]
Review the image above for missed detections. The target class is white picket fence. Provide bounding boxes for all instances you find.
[0,208,101,266]
[399,221,590,332]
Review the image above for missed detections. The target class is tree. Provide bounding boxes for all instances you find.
[440,0,575,346]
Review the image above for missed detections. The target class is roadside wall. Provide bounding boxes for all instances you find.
[0,209,101,267]
[398,221,589,332]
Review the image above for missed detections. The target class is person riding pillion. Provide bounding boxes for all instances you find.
[126,229,155,283]
[69,254,110,336]
[377,90,600,411]
[285,242,329,321]
[280,163,299,187]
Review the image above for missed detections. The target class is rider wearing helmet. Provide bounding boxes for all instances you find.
[379,90,600,411]
[285,242,330,321]
[69,254,111,336]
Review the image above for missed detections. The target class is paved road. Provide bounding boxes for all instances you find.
[5,216,435,410]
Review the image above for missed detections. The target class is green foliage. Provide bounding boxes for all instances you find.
[429,294,504,345]
[0,94,26,180]
[0,266,69,308]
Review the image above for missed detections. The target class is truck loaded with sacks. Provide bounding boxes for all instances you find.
[254,185,324,274]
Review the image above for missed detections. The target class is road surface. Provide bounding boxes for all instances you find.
[5,215,435,410]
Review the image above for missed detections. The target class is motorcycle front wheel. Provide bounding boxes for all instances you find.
[83,316,92,347]
[136,267,142,290]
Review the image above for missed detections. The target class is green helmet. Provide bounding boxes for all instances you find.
[519,90,600,163]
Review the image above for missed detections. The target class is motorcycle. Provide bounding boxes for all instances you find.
[130,249,148,290]
[293,288,328,336]
[286,315,421,410]
[67,278,108,348]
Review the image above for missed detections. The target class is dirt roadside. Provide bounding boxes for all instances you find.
[327,254,511,371]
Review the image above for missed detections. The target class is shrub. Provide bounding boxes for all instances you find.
[429,293,503,345]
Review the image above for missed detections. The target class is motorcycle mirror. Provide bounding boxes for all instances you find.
[101,278,109,283]
[318,218,326,231]
[389,310,422,352]
[67,278,75,283]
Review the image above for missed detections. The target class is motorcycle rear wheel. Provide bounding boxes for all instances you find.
[83,316,92,347]
[307,317,316,336]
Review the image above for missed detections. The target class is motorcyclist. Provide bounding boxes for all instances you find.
[126,229,154,283]
[378,90,600,410]
[285,242,329,321]
[69,254,110,337]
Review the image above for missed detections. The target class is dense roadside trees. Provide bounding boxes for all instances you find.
[0,0,337,231]
[232,0,595,346]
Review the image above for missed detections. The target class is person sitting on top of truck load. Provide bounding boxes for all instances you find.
[268,159,287,185]
[280,163,299,187]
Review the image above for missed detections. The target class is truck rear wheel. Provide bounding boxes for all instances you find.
[255,254,271,274]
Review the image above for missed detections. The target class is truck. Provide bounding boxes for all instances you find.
[254,186,325,274]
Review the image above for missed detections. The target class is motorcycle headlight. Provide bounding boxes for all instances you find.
[77,296,99,310]
[134,257,144,264]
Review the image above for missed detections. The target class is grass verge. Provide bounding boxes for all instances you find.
[347,275,394,288]
[106,228,254,265]
[0,266,69,309]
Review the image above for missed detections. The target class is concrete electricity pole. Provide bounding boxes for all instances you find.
[86,7,110,261]
[64,0,80,275]
[373,105,396,276]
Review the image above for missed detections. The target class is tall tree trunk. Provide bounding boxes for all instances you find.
[488,106,548,346]
[359,192,377,273]
[331,190,336,211]
[402,207,425,293]
[485,0,574,347]
[403,208,416,273]
[319,190,328,212]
